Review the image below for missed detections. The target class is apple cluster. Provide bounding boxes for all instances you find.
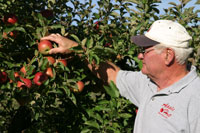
[38,40,84,93]
[0,38,84,109]
[12,67,48,89]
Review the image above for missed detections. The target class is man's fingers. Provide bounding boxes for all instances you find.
[49,47,68,54]
[49,48,61,54]
[56,33,61,36]
[41,33,67,47]
[41,34,75,54]
[41,34,59,43]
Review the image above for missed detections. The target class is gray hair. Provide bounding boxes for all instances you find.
[154,44,193,65]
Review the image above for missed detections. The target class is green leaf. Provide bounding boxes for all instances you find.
[111,11,120,17]
[104,81,119,98]
[81,38,87,47]
[84,120,100,129]
[61,26,65,35]
[94,105,111,112]
[98,100,110,105]
[69,45,84,53]
[40,57,49,71]
[92,46,117,60]
[105,126,120,132]
[135,23,142,31]
[92,54,100,65]
[133,57,143,70]
[86,110,103,123]
[15,27,26,32]
[69,93,77,105]
[50,24,63,29]
[168,2,177,6]
[38,13,45,26]
[105,126,116,132]
[8,69,15,81]
[70,34,80,43]
[4,27,15,33]
[119,113,133,119]
[36,27,43,39]
[196,0,200,4]
[81,128,91,133]
[86,37,94,49]
[0,33,3,40]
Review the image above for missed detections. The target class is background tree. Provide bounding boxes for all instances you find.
[0,0,199,132]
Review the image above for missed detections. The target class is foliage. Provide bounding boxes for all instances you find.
[0,0,199,132]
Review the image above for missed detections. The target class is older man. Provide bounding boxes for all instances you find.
[41,20,200,133]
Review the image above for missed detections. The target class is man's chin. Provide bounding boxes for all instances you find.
[141,68,149,76]
[141,68,146,74]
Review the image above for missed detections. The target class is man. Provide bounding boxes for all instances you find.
[41,20,200,133]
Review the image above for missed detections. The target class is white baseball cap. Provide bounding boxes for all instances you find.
[131,20,192,48]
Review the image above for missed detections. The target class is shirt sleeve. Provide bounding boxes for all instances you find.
[116,70,149,107]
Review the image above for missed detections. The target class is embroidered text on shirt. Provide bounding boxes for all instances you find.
[158,103,175,118]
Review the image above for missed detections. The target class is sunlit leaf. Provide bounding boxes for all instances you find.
[84,120,100,129]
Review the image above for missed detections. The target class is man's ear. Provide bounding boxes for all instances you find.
[165,48,175,66]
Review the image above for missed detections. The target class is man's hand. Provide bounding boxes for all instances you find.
[41,33,78,54]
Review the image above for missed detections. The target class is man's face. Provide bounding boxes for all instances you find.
[137,46,165,78]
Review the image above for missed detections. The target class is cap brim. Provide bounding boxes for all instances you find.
[131,35,159,47]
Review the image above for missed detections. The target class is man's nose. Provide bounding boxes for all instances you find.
[137,53,144,60]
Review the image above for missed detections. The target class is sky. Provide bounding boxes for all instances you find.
[157,0,199,14]
[77,0,200,15]
[66,0,199,26]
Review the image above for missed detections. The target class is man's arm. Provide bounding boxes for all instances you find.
[41,33,120,84]
[86,60,120,84]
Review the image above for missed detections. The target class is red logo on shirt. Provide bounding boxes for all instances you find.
[158,103,175,118]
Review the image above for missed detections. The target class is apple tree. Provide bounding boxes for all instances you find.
[0,0,199,132]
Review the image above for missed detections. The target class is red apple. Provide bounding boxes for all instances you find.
[3,32,8,39]
[77,81,84,92]
[0,71,7,83]
[3,14,18,25]
[17,81,24,88]
[109,33,112,38]
[20,66,26,75]
[9,31,18,38]
[21,78,32,88]
[38,40,53,55]
[104,43,111,47]
[33,72,48,86]
[45,67,54,78]
[2,31,17,39]
[45,56,55,65]
[94,21,100,30]
[71,81,85,93]
[57,59,67,67]
[41,9,53,19]
[14,72,20,78]
[17,77,32,89]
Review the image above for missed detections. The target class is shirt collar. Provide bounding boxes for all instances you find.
[149,66,198,94]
